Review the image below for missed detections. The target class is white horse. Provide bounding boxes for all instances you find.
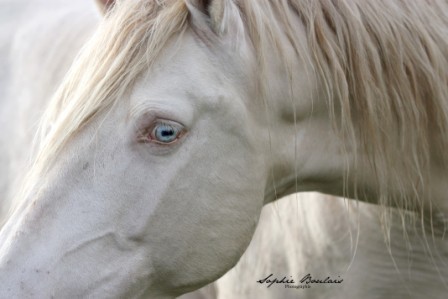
[0,0,447,298]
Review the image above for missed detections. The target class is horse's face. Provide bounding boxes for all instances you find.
[110,29,265,294]
[0,25,266,298]
[0,1,341,297]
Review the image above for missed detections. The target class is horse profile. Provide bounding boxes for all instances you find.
[0,0,446,298]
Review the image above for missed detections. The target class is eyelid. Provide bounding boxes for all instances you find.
[133,104,193,130]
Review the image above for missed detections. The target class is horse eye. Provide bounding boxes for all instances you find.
[150,121,183,144]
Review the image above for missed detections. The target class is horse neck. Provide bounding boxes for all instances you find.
[250,1,448,222]
[258,48,347,203]
[261,54,448,219]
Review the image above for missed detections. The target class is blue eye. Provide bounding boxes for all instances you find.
[150,122,183,144]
